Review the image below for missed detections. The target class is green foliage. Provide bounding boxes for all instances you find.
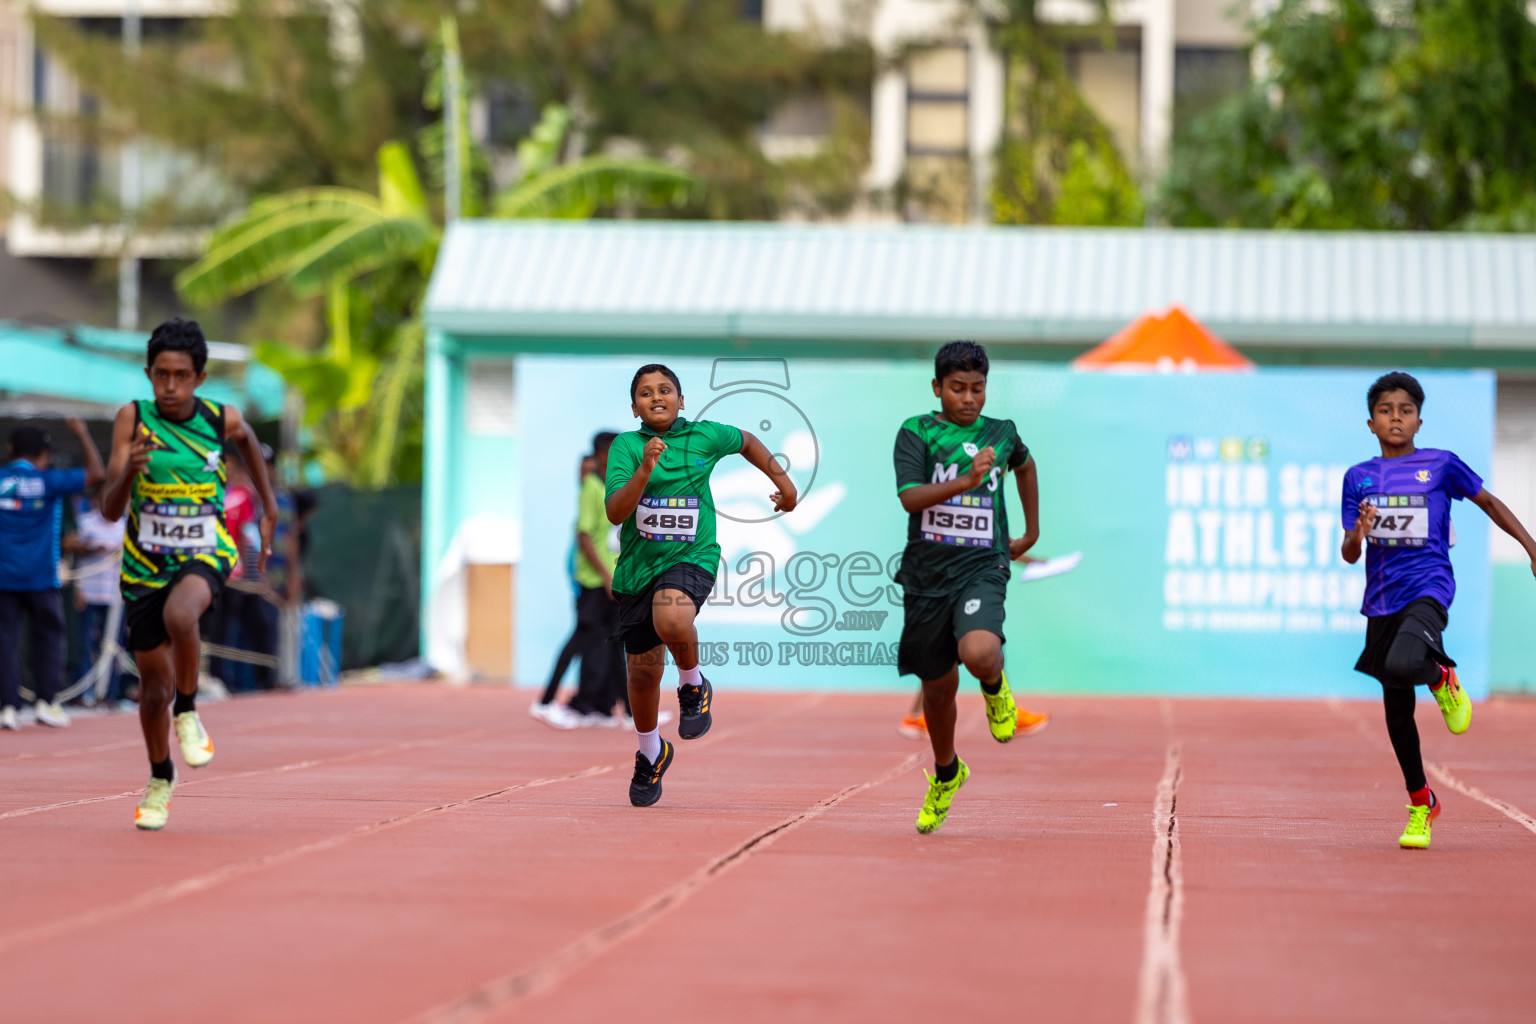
[177,89,694,488]
[1160,0,1536,230]
[980,1,1145,226]
[30,1,426,207]
[404,0,873,219]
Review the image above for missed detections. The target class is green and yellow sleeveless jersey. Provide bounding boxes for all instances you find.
[121,398,237,601]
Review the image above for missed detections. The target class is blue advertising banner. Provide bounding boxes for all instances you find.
[515,356,1493,698]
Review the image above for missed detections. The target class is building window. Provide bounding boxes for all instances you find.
[906,46,969,156]
[466,359,517,436]
[1174,48,1248,116]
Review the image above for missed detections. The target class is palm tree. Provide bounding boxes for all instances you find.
[177,91,694,487]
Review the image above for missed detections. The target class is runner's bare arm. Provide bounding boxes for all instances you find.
[66,416,106,490]
[1340,500,1377,564]
[101,404,147,523]
[1470,488,1536,577]
[606,436,666,524]
[1008,456,1039,560]
[899,446,994,514]
[227,405,278,571]
[738,430,797,513]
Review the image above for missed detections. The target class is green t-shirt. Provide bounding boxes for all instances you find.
[573,472,619,589]
[605,416,745,595]
[893,412,1029,597]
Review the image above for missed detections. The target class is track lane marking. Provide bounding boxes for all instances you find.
[0,727,488,821]
[1327,698,1536,837]
[1135,703,1190,1024]
[412,751,925,1024]
[1424,761,1536,836]
[0,764,612,955]
[0,713,318,765]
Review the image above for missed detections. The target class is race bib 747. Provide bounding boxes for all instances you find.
[1366,494,1429,547]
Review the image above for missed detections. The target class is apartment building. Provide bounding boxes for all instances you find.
[762,0,1248,221]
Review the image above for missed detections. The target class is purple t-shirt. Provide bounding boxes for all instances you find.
[1340,448,1483,617]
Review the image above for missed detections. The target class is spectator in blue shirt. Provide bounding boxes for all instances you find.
[0,419,105,730]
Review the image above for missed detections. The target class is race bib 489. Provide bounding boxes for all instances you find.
[636,496,700,543]
[1367,494,1429,547]
[921,494,995,547]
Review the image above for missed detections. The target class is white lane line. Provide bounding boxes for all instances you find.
[413,751,926,1024]
[0,727,487,821]
[1136,740,1191,1024]
[1426,761,1536,837]
[1327,699,1536,839]
[0,764,613,955]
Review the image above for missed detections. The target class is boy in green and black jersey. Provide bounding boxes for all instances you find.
[894,341,1040,834]
[605,363,797,807]
[101,319,278,831]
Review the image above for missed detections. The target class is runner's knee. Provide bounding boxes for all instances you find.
[163,603,201,641]
[1381,636,1435,688]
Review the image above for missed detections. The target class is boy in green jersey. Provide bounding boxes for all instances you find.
[894,341,1039,834]
[101,319,278,831]
[605,363,797,807]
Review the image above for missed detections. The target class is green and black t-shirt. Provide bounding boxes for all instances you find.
[893,412,1029,597]
[121,398,237,602]
[606,416,744,595]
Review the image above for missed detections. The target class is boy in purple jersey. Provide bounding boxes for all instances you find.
[1341,372,1536,849]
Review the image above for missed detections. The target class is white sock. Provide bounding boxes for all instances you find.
[678,665,702,689]
[637,727,661,762]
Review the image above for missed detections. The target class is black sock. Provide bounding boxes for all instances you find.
[935,757,960,783]
[173,690,196,716]
[980,678,1002,695]
[150,757,175,782]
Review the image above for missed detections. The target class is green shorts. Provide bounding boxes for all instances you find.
[897,568,1008,681]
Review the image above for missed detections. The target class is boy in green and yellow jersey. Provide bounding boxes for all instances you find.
[894,341,1040,834]
[605,363,797,807]
[101,319,278,830]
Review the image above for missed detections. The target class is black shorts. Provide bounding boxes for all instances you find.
[897,568,1009,681]
[124,562,226,653]
[1354,596,1454,688]
[614,562,716,656]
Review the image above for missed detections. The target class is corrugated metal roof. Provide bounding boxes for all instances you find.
[425,221,1536,348]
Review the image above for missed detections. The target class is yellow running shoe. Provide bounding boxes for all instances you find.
[174,711,215,768]
[915,759,970,834]
[1016,707,1050,736]
[1398,794,1440,849]
[135,776,175,831]
[1430,668,1471,735]
[983,673,1017,743]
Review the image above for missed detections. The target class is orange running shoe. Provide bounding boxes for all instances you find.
[897,711,928,739]
[1016,707,1050,736]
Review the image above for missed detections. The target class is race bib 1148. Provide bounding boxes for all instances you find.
[139,503,219,555]
[636,496,700,543]
[1366,494,1430,547]
[920,494,995,547]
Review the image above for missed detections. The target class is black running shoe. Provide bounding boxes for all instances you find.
[677,677,713,740]
[629,739,675,807]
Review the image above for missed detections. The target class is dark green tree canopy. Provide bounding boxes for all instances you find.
[1160,0,1536,230]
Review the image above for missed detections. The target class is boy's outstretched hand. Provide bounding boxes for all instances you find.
[771,482,798,513]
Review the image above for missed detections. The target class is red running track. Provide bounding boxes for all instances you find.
[1,686,1533,1024]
